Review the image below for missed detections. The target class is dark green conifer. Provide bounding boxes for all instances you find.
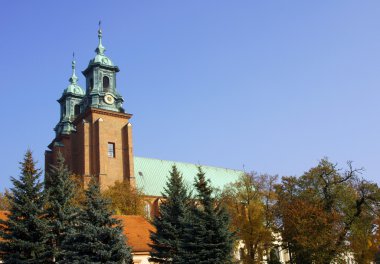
[0,150,48,263]
[61,178,133,263]
[44,152,77,263]
[150,165,190,264]
[180,167,234,264]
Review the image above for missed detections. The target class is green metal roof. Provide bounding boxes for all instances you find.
[134,157,244,197]
[90,22,114,67]
[64,58,85,96]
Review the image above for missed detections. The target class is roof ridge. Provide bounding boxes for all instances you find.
[134,156,244,173]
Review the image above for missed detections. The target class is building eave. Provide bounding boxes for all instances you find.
[72,107,133,125]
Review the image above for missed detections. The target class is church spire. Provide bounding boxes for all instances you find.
[64,52,84,96]
[95,21,106,55]
[55,53,85,136]
[82,22,124,113]
[69,52,78,85]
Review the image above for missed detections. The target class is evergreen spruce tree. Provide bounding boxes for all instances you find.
[44,152,77,263]
[150,165,189,264]
[0,150,49,263]
[61,178,133,264]
[179,167,234,264]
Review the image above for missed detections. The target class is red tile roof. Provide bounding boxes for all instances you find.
[0,211,154,253]
[116,215,155,253]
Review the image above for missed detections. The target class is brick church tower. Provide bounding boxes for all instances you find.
[45,24,135,190]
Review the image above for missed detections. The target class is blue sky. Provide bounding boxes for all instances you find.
[1,1,379,190]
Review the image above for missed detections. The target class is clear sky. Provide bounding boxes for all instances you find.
[1,1,379,190]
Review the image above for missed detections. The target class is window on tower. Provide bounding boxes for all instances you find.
[144,201,151,219]
[61,105,66,119]
[90,78,94,90]
[107,142,115,158]
[103,76,110,92]
[74,104,81,116]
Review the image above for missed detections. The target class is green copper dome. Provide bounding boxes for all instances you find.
[55,56,85,136]
[81,22,124,113]
[64,83,85,95]
[89,53,114,66]
[64,58,85,95]
[88,23,114,67]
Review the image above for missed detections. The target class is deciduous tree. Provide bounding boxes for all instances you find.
[221,173,277,264]
[0,189,11,211]
[349,212,380,264]
[103,180,145,216]
[275,158,380,264]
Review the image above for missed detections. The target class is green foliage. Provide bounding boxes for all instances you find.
[0,189,11,211]
[349,197,380,264]
[103,180,145,216]
[150,165,190,263]
[0,150,49,263]
[44,152,78,263]
[179,167,234,264]
[70,174,86,207]
[62,178,133,263]
[221,173,277,264]
[275,158,380,264]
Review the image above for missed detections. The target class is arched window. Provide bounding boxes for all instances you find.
[152,198,163,217]
[269,248,280,263]
[74,104,80,116]
[103,76,110,91]
[144,201,151,219]
[239,248,245,261]
[89,78,94,90]
[62,105,66,119]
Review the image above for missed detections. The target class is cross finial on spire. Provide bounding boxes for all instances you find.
[98,20,102,36]
[70,52,78,85]
[96,20,105,55]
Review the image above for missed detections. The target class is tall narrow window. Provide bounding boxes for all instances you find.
[107,142,115,158]
[144,202,151,219]
[90,78,94,90]
[103,76,110,92]
[61,105,66,119]
[239,248,245,261]
[74,104,80,116]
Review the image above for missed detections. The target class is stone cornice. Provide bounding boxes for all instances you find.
[57,93,85,103]
[73,107,132,125]
[82,62,120,75]
[48,134,70,150]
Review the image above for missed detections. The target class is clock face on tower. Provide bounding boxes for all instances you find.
[104,93,115,105]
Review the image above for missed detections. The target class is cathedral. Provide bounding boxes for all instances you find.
[45,25,243,219]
